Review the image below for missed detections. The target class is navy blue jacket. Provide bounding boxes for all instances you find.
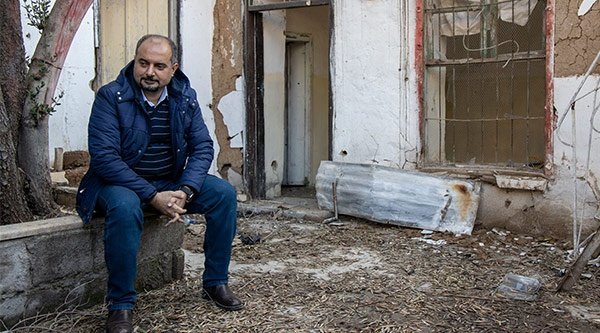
[76,61,214,223]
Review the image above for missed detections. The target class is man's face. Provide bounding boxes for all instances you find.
[133,38,179,94]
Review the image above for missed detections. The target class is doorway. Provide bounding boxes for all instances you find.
[284,37,311,186]
[245,1,331,199]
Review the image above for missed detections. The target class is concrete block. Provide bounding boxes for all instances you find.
[27,230,93,285]
[53,186,78,208]
[0,242,31,295]
[50,171,68,186]
[24,287,68,319]
[0,295,27,327]
[137,253,173,291]
[0,213,185,327]
[139,217,185,260]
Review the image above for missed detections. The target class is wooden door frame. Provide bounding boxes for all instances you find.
[243,0,332,199]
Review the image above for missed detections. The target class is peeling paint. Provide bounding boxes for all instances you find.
[211,0,244,180]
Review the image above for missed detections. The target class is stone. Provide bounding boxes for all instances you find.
[65,166,88,186]
[62,150,90,170]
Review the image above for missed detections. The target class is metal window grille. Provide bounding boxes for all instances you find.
[423,0,546,169]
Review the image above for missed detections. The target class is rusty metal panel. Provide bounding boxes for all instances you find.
[316,161,481,235]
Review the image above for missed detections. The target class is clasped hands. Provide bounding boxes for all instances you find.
[150,190,188,225]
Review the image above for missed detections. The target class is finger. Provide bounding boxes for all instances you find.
[172,191,186,199]
[166,213,184,225]
[170,204,187,215]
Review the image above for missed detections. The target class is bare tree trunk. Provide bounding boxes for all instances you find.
[0,0,33,223]
[0,87,33,224]
[0,0,27,145]
[18,0,93,216]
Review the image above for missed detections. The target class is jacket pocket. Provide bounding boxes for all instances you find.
[121,128,147,161]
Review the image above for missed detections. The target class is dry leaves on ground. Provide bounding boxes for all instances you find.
[8,214,600,332]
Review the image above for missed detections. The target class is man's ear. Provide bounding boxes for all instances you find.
[172,63,180,73]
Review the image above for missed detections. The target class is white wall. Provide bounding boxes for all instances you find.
[552,76,600,221]
[21,0,95,166]
[180,0,219,174]
[331,0,419,169]
[262,11,287,198]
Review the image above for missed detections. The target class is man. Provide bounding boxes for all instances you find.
[76,34,243,333]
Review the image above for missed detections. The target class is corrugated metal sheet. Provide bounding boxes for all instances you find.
[316,161,481,235]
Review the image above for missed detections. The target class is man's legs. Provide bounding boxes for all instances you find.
[184,175,237,287]
[183,175,243,310]
[96,185,144,311]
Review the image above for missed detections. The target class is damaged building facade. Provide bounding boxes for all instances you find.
[32,0,600,239]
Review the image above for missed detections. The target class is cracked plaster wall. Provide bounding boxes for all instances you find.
[547,2,600,239]
[181,0,244,187]
[211,0,244,186]
[555,0,600,77]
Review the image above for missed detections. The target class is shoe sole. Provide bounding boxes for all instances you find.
[202,290,245,311]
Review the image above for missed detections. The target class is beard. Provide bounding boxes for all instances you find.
[140,77,160,92]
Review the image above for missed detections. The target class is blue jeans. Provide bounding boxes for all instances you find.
[96,175,237,311]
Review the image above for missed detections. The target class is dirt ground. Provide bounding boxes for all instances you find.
[8,212,600,332]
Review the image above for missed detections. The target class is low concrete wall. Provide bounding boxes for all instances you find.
[0,214,185,327]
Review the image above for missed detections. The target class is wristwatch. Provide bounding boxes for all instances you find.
[179,185,195,203]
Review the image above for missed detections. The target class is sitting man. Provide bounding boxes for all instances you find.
[76,34,243,333]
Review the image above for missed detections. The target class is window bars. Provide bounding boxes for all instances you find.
[423,0,546,169]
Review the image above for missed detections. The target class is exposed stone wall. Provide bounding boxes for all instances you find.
[0,216,185,328]
[555,0,600,77]
[211,0,244,180]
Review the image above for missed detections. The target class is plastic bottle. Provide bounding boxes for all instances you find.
[496,273,542,301]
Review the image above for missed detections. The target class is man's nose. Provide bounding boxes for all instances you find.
[144,65,155,76]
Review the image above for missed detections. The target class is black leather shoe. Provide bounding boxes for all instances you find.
[106,309,133,333]
[202,285,244,311]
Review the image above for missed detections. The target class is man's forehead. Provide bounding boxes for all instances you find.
[137,39,172,56]
[135,44,171,61]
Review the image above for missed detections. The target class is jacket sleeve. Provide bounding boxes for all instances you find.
[88,86,157,202]
[178,94,214,192]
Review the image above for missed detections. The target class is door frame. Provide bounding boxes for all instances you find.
[284,33,312,186]
[243,0,332,199]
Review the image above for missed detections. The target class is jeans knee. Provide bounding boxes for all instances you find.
[101,187,143,229]
[110,195,141,216]
[217,181,237,208]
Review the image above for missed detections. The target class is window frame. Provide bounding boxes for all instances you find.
[416,0,555,179]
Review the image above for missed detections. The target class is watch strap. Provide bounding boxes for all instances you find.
[179,185,195,203]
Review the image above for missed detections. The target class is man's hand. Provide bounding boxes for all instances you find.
[172,190,188,209]
[150,191,187,225]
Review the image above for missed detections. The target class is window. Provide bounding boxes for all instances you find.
[423,0,547,170]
